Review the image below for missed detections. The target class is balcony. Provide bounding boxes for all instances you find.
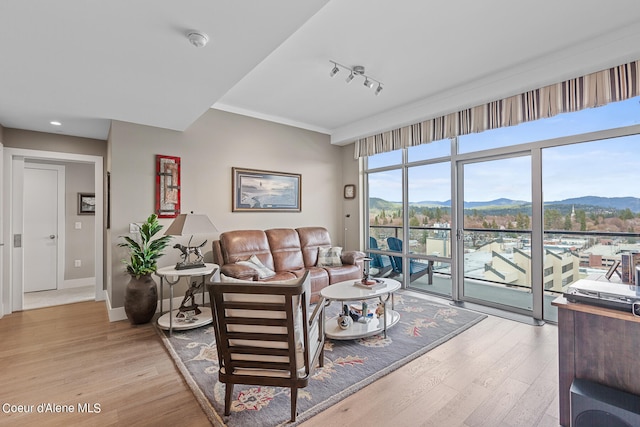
[369,225,640,323]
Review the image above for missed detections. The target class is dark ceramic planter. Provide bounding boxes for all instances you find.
[124,274,158,324]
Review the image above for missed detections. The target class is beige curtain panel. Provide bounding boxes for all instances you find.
[354,60,640,158]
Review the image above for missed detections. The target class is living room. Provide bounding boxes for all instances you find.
[2,2,640,426]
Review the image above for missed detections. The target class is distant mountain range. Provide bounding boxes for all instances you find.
[370,196,640,213]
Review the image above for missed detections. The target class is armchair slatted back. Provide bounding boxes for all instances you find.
[207,271,324,422]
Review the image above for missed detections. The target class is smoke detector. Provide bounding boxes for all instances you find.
[187,31,209,48]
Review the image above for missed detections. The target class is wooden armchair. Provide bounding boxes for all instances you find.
[207,271,324,422]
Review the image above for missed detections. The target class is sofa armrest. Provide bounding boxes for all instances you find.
[341,250,366,265]
[220,264,259,281]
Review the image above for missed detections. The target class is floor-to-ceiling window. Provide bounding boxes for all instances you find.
[364,96,640,322]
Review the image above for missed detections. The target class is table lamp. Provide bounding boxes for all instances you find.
[164,212,218,270]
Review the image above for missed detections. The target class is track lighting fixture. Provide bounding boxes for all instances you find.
[329,61,383,95]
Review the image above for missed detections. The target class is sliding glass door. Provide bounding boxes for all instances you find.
[458,154,534,314]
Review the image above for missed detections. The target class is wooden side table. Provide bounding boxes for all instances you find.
[155,263,219,336]
[552,293,640,426]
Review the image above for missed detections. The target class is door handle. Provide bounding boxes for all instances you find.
[49,235,56,239]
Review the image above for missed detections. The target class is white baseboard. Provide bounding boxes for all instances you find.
[106,292,205,323]
[61,277,96,289]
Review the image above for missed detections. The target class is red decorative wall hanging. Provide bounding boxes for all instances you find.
[155,155,181,218]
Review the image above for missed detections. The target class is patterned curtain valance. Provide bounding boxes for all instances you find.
[354,60,640,158]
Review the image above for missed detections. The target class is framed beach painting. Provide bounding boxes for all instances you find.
[232,167,301,212]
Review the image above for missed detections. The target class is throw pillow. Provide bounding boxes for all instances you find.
[236,254,276,279]
[317,246,343,267]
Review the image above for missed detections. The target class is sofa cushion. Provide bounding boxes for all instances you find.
[219,230,276,271]
[323,264,362,284]
[305,267,329,298]
[265,228,305,272]
[317,246,343,267]
[261,271,299,282]
[296,226,332,267]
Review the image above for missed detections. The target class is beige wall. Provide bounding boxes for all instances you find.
[64,162,95,282]
[341,144,361,249]
[109,109,356,308]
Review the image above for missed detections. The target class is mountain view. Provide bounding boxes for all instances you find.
[371,196,640,213]
[369,196,640,233]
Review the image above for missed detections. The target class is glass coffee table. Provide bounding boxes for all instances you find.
[320,277,401,340]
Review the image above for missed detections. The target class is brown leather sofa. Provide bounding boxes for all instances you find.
[212,227,364,302]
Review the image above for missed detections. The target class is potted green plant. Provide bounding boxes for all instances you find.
[119,213,172,324]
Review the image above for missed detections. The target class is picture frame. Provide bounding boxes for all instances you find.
[78,193,96,215]
[344,184,356,199]
[232,167,301,212]
[155,155,181,218]
[106,172,111,229]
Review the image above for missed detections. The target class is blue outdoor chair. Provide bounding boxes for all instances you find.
[386,237,433,284]
[369,237,393,277]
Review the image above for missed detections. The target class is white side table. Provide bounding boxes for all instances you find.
[155,263,219,336]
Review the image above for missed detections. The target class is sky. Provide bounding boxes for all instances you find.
[368,97,640,203]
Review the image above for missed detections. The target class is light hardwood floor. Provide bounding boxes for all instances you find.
[0,301,560,427]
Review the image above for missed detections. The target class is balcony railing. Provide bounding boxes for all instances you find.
[370,224,640,294]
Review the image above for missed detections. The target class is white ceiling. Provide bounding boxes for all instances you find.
[2,0,640,145]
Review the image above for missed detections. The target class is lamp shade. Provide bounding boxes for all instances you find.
[164,213,218,236]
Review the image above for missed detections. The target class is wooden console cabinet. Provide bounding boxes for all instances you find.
[552,295,640,426]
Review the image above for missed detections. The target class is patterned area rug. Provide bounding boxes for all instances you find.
[156,291,486,426]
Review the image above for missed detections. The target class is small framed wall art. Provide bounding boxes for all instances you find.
[344,184,356,199]
[232,167,301,212]
[78,193,96,215]
[156,155,181,218]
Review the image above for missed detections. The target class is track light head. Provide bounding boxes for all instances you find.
[375,84,383,95]
[329,64,339,77]
[345,72,354,83]
[364,78,374,89]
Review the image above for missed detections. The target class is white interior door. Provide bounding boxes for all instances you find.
[23,165,62,292]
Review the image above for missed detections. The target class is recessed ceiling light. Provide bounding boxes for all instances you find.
[50,121,62,126]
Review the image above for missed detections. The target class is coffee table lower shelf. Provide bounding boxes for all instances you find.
[324,309,400,340]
